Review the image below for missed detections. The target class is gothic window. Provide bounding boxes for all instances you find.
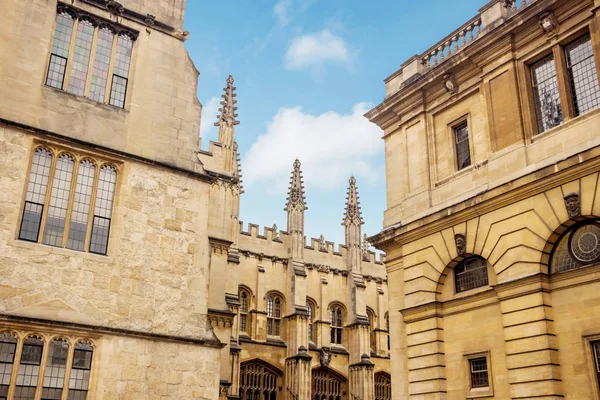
[531,55,563,133]
[453,122,471,171]
[566,34,600,116]
[312,368,345,400]
[15,336,44,399]
[239,289,250,334]
[550,221,600,274]
[454,256,489,293]
[374,372,391,400]
[239,361,280,400]
[68,341,93,400]
[307,299,317,343]
[266,295,282,337]
[0,333,17,399]
[46,4,137,109]
[366,308,376,353]
[329,305,343,345]
[19,147,118,256]
[41,339,69,400]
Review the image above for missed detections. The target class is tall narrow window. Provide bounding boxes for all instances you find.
[469,357,489,388]
[592,341,600,390]
[15,336,44,400]
[531,55,563,133]
[385,312,390,351]
[307,300,315,343]
[41,339,69,400]
[0,333,17,400]
[566,35,600,116]
[68,341,93,400]
[89,165,117,255]
[454,122,471,170]
[43,154,75,247]
[266,295,282,337]
[88,26,115,102]
[239,290,249,333]
[46,11,75,89]
[19,149,53,242]
[66,19,95,96]
[108,34,133,109]
[330,306,343,345]
[67,160,96,251]
[367,309,376,353]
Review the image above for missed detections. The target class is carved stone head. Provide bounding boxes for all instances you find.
[320,347,332,367]
[455,233,466,256]
[443,73,459,94]
[564,193,581,219]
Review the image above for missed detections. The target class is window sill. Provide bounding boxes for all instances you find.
[42,85,129,114]
[10,240,113,263]
[530,106,600,144]
[466,387,494,399]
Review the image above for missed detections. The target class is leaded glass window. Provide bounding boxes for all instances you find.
[266,295,282,337]
[312,368,345,400]
[0,333,17,400]
[454,122,471,170]
[88,26,115,102]
[66,19,95,96]
[374,373,391,400]
[46,12,75,89]
[68,341,93,400]
[329,305,343,345]
[454,256,489,293]
[531,55,563,133]
[41,339,69,400]
[566,35,600,116]
[550,221,600,273]
[15,336,44,400]
[239,362,280,400]
[307,301,315,343]
[19,147,117,255]
[108,34,134,109]
[469,357,489,388]
[240,289,249,333]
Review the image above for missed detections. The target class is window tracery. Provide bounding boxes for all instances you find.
[312,368,345,400]
[551,221,600,273]
[239,289,250,334]
[307,299,317,343]
[239,361,280,400]
[374,372,391,400]
[329,305,343,345]
[266,294,282,337]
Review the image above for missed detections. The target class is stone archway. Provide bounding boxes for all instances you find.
[239,360,283,400]
[312,367,347,400]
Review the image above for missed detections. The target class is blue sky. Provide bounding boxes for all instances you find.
[183,0,485,248]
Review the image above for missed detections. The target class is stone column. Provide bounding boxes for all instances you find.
[228,342,242,400]
[284,346,312,400]
[496,276,563,399]
[349,354,375,400]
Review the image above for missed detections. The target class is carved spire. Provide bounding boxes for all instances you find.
[284,159,307,212]
[214,75,240,128]
[233,141,244,194]
[342,176,364,227]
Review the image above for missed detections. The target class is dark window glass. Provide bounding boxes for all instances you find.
[330,306,343,345]
[68,342,93,400]
[15,337,44,400]
[89,165,117,255]
[531,55,563,133]
[43,154,75,247]
[109,34,133,108]
[455,257,489,293]
[266,296,281,336]
[46,13,74,89]
[592,341,600,391]
[240,291,248,333]
[307,303,314,342]
[312,368,344,400]
[566,35,600,116]
[0,333,17,399]
[41,340,69,400]
[469,357,489,388]
[454,123,471,170]
[19,149,53,242]
[89,27,115,102]
[239,363,279,400]
[551,221,600,273]
[374,373,391,400]
[67,19,95,96]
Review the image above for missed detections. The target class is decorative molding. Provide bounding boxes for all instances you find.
[342,176,364,227]
[538,10,558,36]
[319,347,332,367]
[442,72,459,94]
[564,193,581,219]
[214,75,240,128]
[285,159,308,212]
[209,237,233,254]
[59,2,138,40]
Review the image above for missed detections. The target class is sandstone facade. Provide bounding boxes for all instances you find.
[367,0,600,399]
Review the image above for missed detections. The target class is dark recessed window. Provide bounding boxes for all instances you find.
[330,305,343,345]
[239,290,249,333]
[566,35,600,116]
[531,55,563,133]
[454,122,471,171]
[469,357,489,388]
[266,295,282,337]
[591,341,600,390]
[550,221,600,274]
[455,256,489,293]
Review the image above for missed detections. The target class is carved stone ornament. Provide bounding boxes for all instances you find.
[539,11,558,36]
[564,193,581,219]
[443,73,459,94]
[272,224,280,240]
[106,0,125,16]
[144,14,156,26]
[320,347,332,367]
[455,233,466,256]
[319,235,326,251]
[174,28,190,41]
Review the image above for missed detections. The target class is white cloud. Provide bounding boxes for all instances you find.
[242,103,383,194]
[274,0,292,26]
[284,30,351,71]
[199,97,220,145]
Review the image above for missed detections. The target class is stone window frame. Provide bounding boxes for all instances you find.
[265,292,284,338]
[17,142,121,256]
[307,297,318,344]
[463,351,493,399]
[384,312,390,351]
[366,307,377,354]
[0,329,97,400]
[454,256,490,294]
[447,114,475,176]
[374,372,391,400]
[549,219,600,274]
[583,333,600,399]
[238,287,253,335]
[44,3,138,109]
[522,25,600,138]
[328,303,345,346]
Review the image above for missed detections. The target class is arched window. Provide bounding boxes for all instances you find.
[454,256,489,293]
[42,338,69,399]
[366,308,376,353]
[374,372,391,400]
[307,299,317,343]
[0,332,17,398]
[312,367,346,400]
[15,335,44,398]
[329,305,343,345]
[239,361,281,400]
[267,294,282,337]
[239,288,250,334]
[551,221,600,273]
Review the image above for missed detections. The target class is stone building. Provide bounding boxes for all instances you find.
[0,0,391,399]
[366,0,600,399]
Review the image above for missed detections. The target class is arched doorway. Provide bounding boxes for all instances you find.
[312,367,347,400]
[239,360,282,400]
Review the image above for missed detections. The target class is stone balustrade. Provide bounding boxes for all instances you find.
[421,16,483,68]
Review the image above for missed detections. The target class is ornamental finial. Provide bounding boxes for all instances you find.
[214,74,240,128]
[342,175,363,227]
[285,159,307,212]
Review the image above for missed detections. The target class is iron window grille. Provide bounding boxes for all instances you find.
[454,122,471,171]
[454,256,489,293]
[18,147,118,256]
[550,221,600,274]
[565,35,600,116]
[266,295,282,337]
[329,306,343,345]
[531,55,563,133]
[46,4,137,109]
[469,357,489,388]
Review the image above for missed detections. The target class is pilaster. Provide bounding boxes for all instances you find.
[285,346,312,400]
[349,354,375,400]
